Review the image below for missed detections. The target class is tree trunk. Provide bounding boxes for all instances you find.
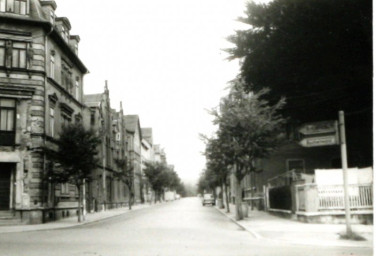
[235,177,243,221]
[77,184,82,223]
[250,172,254,210]
[220,182,225,209]
[224,182,230,213]
[127,185,132,210]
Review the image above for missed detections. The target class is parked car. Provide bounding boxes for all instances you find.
[202,194,215,206]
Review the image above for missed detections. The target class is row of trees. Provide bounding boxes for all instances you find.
[45,123,185,222]
[143,161,186,202]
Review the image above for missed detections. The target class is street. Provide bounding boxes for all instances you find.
[0,198,372,256]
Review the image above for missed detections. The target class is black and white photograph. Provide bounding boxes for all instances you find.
[0,0,373,255]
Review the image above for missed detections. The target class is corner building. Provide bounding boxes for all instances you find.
[0,0,88,224]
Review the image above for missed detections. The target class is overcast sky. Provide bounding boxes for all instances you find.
[56,0,253,185]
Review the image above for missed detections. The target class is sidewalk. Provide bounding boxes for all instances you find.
[0,203,153,234]
[217,204,373,248]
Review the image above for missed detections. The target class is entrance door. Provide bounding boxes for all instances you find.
[0,163,12,210]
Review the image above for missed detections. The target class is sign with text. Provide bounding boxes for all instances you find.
[299,135,338,147]
[299,120,339,147]
[299,120,337,135]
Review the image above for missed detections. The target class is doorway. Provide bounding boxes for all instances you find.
[0,163,13,210]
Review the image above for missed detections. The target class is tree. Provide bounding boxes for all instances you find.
[212,81,285,220]
[143,161,168,203]
[203,136,232,212]
[226,0,372,166]
[197,168,219,198]
[45,123,101,222]
[144,162,185,202]
[114,157,135,210]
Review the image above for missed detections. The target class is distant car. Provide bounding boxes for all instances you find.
[202,194,215,206]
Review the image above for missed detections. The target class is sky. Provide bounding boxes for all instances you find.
[55,0,253,185]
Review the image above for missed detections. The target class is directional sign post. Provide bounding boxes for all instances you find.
[339,111,352,237]
[299,120,339,147]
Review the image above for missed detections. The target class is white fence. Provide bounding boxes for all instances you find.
[317,184,373,210]
[296,183,373,212]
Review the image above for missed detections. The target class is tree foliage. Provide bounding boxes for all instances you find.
[226,0,372,121]
[45,123,101,222]
[226,0,372,166]
[45,123,100,186]
[210,81,285,220]
[212,81,285,181]
[143,161,184,201]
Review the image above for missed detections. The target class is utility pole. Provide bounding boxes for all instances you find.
[339,111,352,236]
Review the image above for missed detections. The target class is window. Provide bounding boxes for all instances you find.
[14,0,27,15]
[0,40,28,69]
[75,78,80,100]
[61,64,72,92]
[61,26,68,42]
[0,0,28,15]
[90,111,95,125]
[12,41,27,68]
[49,107,54,137]
[50,55,55,79]
[0,98,16,146]
[286,159,305,173]
[61,183,69,195]
[49,10,55,23]
[61,114,71,127]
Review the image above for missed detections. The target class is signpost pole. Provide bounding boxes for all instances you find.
[339,111,352,236]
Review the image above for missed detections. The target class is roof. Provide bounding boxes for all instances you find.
[141,128,153,145]
[84,93,102,107]
[124,115,140,133]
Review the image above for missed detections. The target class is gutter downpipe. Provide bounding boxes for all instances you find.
[43,24,54,221]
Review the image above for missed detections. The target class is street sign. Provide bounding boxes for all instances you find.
[299,135,338,147]
[299,120,337,135]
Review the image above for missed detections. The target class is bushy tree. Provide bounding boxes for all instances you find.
[45,123,101,222]
[226,0,372,166]
[212,80,285,220]
[203,136,232,212]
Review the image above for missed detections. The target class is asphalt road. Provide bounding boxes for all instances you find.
[0,198,372,256]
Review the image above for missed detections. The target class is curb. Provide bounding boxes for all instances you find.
[214,207,373,249]
[214,207,262,239]
[0,204,154,234]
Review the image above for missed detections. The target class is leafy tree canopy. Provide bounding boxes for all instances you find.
[226,0,372,122]
[45,123,101,187]
[212,81,285,180]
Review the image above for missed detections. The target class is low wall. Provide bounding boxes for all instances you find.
[296,210,373,225]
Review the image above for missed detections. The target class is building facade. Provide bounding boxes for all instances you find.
[124,115,143,204]
[0,0,88,224]
[141,128,154,202]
